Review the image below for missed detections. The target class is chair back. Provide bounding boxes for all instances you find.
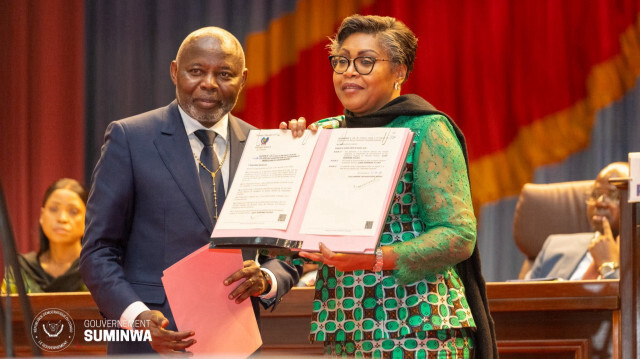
[513,180,594,278]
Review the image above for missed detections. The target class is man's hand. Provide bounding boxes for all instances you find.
[588,216,620,267]
[224,260,269,303]
[279,117,317,138]
[136,310,195,354]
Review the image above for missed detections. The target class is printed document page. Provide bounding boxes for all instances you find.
[299,128,406,236]
[215,129,320,230]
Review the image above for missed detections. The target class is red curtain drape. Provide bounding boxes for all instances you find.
[0,0,85,260]
[240,0,637,156]
[236,0,640,209]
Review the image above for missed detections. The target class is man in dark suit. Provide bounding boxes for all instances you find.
[80,27,300,354]
[525,162,628,280]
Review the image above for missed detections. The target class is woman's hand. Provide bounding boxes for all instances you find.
[298,242,376,272]
[279,117,317,138]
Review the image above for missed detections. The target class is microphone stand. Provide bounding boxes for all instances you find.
[0,183,41,356]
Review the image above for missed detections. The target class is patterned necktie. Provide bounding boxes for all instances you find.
[194,130,226,223]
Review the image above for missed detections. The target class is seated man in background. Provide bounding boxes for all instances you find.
[525,162,629,280]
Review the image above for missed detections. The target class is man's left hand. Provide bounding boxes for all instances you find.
[224,260,268,303]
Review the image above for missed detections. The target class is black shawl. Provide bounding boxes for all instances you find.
[344,94,498,359]
[18,252,86,292]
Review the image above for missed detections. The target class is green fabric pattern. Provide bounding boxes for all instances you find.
[325,328,475,358]
[389,115,476,284]
[259,249,307,267]
[309,114,477,352]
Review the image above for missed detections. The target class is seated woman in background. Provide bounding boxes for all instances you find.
[2,178,88,293]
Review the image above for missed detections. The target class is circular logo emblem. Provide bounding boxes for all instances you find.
[31,308,75,352]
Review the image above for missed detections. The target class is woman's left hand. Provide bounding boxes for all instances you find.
[299,242,375,272]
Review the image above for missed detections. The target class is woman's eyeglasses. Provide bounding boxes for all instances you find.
[329,55,390,75]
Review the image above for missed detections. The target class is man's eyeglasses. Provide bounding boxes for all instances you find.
[329,55,390,75]
[585,188,620,205]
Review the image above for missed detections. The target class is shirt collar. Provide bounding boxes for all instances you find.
[178,105,229,141]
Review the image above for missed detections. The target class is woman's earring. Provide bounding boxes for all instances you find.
[394,82,400,90]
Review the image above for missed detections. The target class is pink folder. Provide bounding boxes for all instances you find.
[161,245,261,356]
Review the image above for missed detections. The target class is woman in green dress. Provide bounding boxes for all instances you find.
[282,14,497,358]
[2,178,88,293]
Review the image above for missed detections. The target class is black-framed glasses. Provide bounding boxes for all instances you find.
[329,55,390,75]
[585,187,620,205]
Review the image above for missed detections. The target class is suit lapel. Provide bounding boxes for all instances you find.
[154,102,213,232]
[227,114,249,187]
[561,233,596,279]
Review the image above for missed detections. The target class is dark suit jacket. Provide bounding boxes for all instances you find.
[80,101,300,354]
[524,232,595,280]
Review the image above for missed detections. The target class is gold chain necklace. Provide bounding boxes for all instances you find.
[193,140,229,220]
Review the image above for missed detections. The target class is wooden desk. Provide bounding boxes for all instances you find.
[261,281,620,358]
[1,281,621,357]
[1,292,106,356]
[487,280,619,359]
[612,180,640,359]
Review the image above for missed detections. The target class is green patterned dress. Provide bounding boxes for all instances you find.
[311,114,477,358]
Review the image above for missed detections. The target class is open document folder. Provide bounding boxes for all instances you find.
[211,127,414,254]
[161,245,261,356]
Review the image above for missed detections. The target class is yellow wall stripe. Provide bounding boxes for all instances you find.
[470,17,640,212]
[244,0,376,88]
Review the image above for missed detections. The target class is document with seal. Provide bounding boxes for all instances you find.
[211,127,414,253]
[213,129,320,230]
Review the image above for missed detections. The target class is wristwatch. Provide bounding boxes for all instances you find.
[598,261,619,279]
[261,270,272,294]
